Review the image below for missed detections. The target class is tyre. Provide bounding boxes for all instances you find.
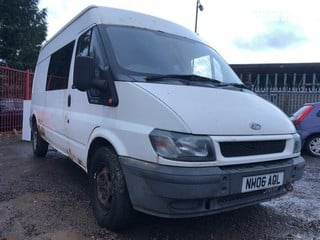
[89,146,134,230]
[305,135,320,157]
[31,124,48,157]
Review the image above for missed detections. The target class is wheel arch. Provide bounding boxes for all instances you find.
[87,137,118,171]
[30,114,37,128]
[86,127,129,171]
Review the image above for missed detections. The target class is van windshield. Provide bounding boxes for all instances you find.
[105,26,242,84]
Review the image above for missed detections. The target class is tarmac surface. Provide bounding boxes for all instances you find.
[0,134,319,240]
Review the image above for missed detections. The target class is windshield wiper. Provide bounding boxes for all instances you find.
[145,74,249,90]
[146,74,221,84]
[217,83,250,90]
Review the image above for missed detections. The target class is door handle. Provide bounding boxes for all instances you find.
[67,94,71,107]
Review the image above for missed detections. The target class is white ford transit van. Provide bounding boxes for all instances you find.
[30,6,305,230]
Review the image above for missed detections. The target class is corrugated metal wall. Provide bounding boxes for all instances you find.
[256,90,320,115]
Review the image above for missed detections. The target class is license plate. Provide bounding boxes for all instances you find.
[241,172,284,193]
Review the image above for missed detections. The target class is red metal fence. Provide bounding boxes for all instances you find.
[0,66,33,133]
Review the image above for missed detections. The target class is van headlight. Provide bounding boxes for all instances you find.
[149,129,215,161]
[293,133,302,153]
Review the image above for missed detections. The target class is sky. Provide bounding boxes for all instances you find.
[38,0,320,64]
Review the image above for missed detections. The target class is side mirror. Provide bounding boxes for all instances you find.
[73,56,95,91]
[74,56,110,91]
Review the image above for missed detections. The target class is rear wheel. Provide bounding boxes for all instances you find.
[89,146,134,230]
[31,124,48,157]
[305,135,320,157]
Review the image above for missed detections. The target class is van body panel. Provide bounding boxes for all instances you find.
[114,82,190,132]
[87,81,191,163]
[135,82,295,135]
[65,88,103,165]
[32,58,50,92]
[39,89,69,154]
[64,81,191,166]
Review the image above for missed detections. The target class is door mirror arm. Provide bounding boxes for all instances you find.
[91,77,107,89]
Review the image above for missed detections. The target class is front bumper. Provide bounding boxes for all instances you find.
[119,156,305,218]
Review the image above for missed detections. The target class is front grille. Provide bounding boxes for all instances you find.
[219,140,286,157]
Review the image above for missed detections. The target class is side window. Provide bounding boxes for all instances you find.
[46,41,75,91]
[90,28,106,74]
[212,58,223,81]
[192,55,212,79]
[191,55,224,81]
[77,27,106,73]
[77,30,91,57]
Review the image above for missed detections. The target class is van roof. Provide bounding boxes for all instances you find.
[42,5,202,51]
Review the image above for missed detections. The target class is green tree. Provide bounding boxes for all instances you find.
[0,0,47,70]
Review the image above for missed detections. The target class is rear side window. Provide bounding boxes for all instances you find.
[46,41,75,91]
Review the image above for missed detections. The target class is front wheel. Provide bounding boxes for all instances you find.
[31,124,48,157]
[305,135,320,157]
[89,146,134,230]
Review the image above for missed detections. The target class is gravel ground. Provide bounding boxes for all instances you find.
[0,135,319,240]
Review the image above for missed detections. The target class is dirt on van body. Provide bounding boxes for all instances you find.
[0,135,319,240]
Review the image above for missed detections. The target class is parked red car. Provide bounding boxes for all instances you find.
[290,102,320,157]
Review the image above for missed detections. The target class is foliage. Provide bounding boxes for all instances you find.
[0,0,47,70]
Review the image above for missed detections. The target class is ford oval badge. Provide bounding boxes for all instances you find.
[249,122,262,130]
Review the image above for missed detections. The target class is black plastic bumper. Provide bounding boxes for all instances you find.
[119,156,305,218]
